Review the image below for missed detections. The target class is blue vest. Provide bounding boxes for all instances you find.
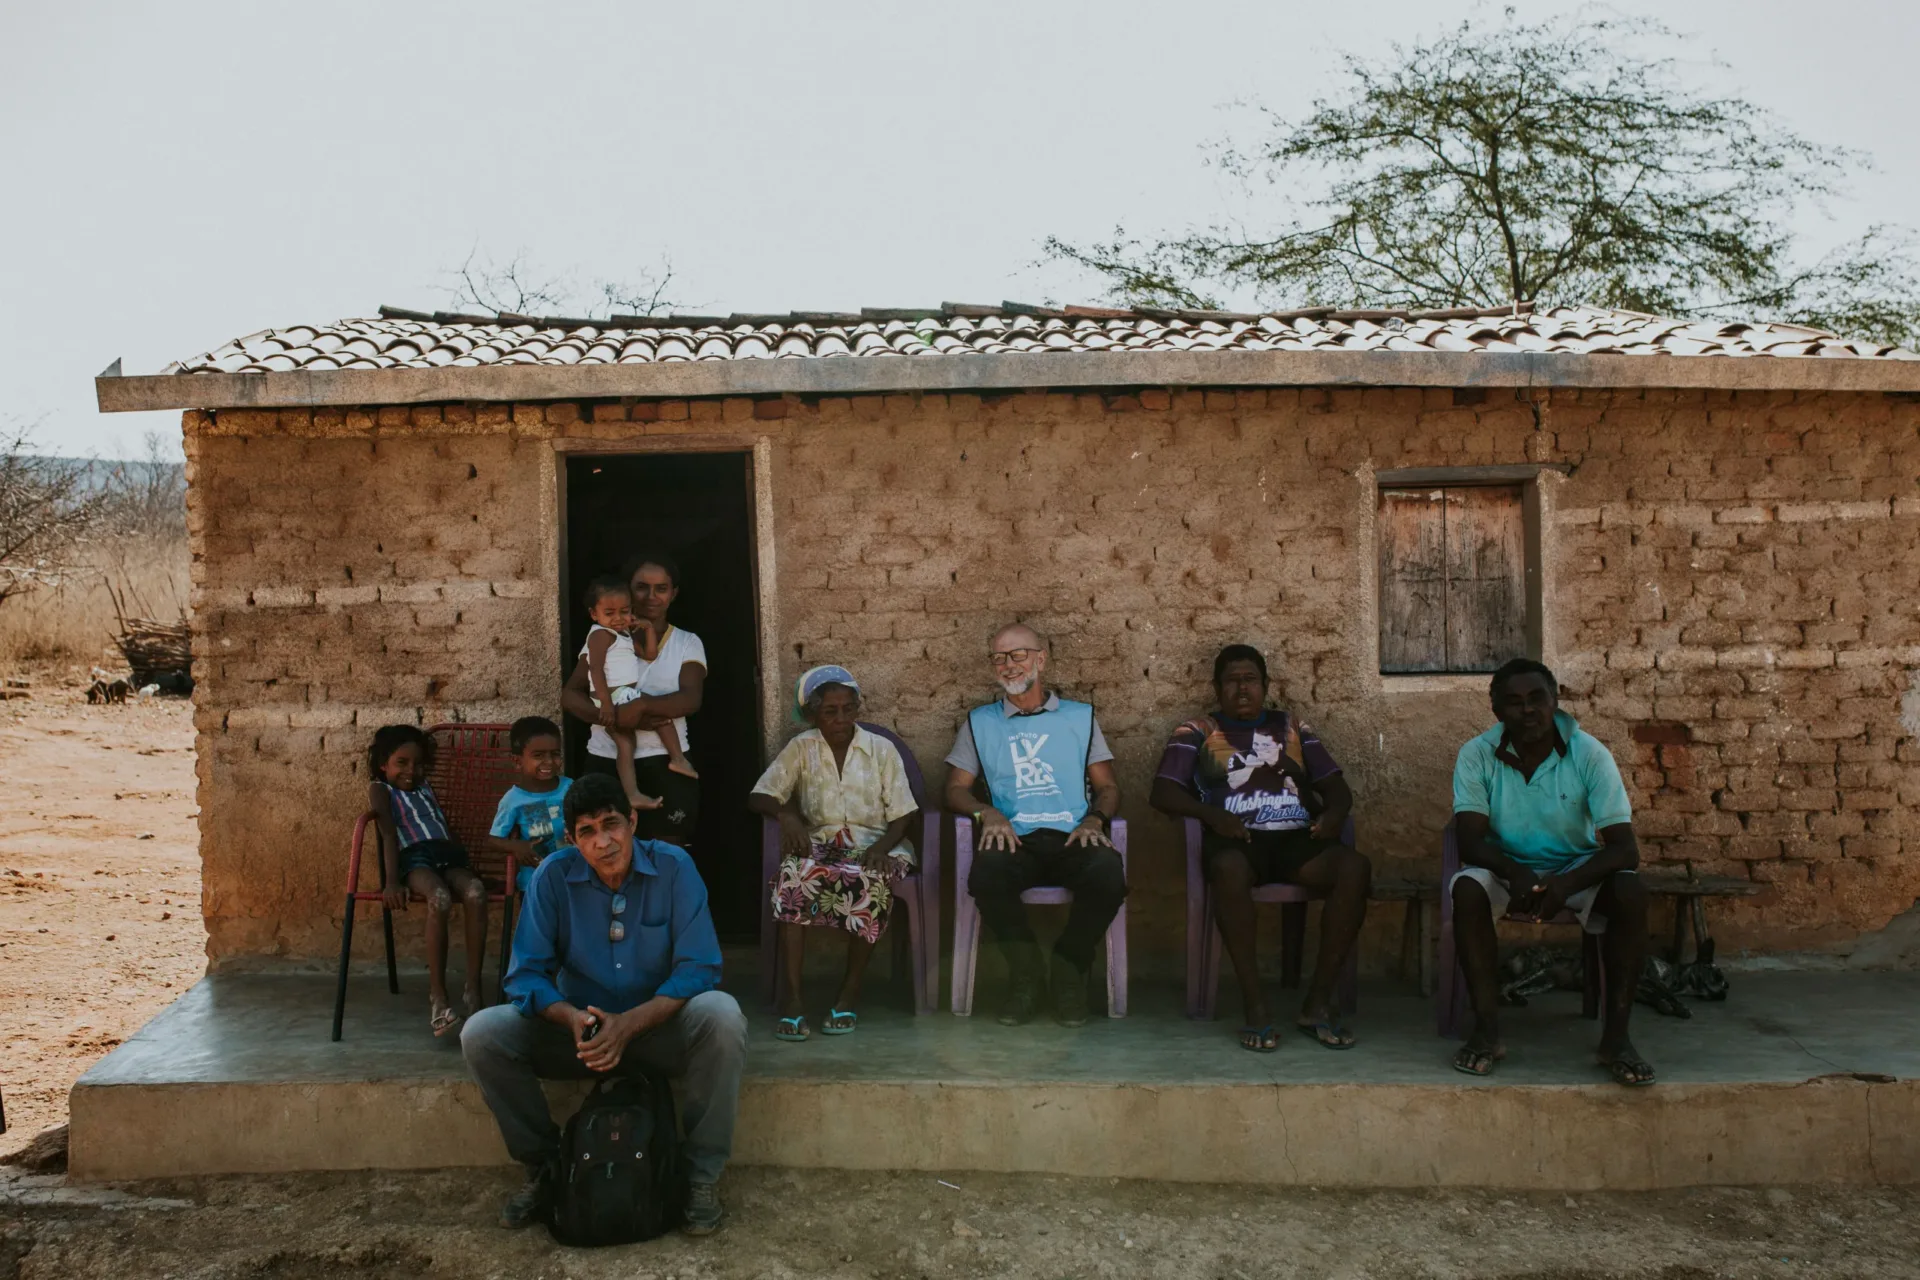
[968,698,1094,836]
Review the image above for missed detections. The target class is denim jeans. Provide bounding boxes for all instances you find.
[460,990,747,1184]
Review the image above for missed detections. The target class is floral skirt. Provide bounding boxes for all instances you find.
[771,838,912,944]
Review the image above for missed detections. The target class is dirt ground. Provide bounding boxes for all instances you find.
[0,678,204,1157]
[2,1167,1918,1279]
[4,681,1920,1278]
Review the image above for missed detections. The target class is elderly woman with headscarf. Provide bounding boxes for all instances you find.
[747,665,918,1041]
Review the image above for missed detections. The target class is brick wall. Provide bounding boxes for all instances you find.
[182,387,1920,971]
[184,421,557,960]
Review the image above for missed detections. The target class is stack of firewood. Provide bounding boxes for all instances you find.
[115,617,191,687]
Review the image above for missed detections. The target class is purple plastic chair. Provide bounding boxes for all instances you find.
[758,722,941,1015]
[950,816,1128,1018]
[1436,820,1602,1038]
[1182,817,1359,1021]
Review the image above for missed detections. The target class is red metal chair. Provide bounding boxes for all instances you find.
[1436,819,1602,1038]
[331,722,521,1041]
[757,722,941,1015]
[1183,816,1360,1020]
[950,816,1129,1017]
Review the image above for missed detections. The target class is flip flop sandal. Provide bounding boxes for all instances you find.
[822,1009,858,1036]
[430,1005,461,1038]
[1600,1052,1657,1087]
[1452,1044,1502,1077]
[1297,1018,1356,1051]
[775,1015,810,1042]
[1237,1024,1282,1053]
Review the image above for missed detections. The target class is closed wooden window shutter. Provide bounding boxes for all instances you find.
[1379,485,1526,673]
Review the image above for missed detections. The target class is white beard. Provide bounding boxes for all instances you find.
[997,673,1035,696]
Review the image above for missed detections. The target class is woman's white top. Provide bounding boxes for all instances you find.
[584,624,708,761]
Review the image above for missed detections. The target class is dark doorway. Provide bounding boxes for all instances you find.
[564,451,762,941]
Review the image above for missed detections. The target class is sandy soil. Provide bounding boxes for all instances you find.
[4,679,1919,1277]
[0,681,204,1158]
[2,1167,1918,1279]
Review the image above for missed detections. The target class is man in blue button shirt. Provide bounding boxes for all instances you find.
[462,772,746,1235]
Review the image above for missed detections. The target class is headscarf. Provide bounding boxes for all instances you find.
[794,664,860,722]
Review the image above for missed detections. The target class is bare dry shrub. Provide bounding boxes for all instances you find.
[0,534,188,670]
[1,427,188,675]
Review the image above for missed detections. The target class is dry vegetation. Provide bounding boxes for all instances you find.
[0,535,188,673]
[0,428,188,678]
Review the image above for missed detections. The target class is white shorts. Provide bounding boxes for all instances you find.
[591,684,642,710]
[1448,856,1634,935]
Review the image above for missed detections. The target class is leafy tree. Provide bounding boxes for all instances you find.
[1047,13,1920,347]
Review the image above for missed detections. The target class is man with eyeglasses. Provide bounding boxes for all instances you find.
[462,772,746,1235]
[945,622,1124,1027]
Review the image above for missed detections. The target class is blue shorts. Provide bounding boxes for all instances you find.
[399,838,469,877]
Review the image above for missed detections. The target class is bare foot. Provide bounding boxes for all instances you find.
[667,761,700,780]
[628,791,664,811]
[463,984,484,1016]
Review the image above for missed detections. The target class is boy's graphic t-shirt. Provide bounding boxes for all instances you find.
[1154,710,1340,832]
[490,777,575,865]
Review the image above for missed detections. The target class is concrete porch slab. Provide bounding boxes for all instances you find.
[70,972,1920,1188]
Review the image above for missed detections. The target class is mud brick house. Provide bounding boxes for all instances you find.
[97,301,1920,976]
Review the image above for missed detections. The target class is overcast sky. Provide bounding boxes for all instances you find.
[5,1,1917,459]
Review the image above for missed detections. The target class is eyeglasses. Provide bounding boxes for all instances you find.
[608,892,627,943]
[989,648,1039,667]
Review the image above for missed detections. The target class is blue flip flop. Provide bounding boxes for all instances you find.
[822,1009,858,1036]
[775,1015,810,1042]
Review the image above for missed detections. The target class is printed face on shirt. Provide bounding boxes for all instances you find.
[1224,731,1309,825]
[379,741,425,790]
[589,587,634,633]
[514,734,565,786]
[1189,720,1315,830]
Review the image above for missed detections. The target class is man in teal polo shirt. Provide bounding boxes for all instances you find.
[945,623,1123,1028]
[1450,658,1654,1086]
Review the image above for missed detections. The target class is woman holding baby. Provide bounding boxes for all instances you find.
[559,551,705,848]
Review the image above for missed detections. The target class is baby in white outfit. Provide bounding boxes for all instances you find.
[580,576,696,811]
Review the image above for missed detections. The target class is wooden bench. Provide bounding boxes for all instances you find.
[1639,870,1761,967]
[1373,876,1441,995]
[1381,870,1759,998]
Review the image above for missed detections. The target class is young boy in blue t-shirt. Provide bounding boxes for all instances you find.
[487,716,573,895]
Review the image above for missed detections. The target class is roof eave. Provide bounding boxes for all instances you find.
[94,348,1920,413]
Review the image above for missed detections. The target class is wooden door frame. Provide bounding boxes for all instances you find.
[549,434,778,764]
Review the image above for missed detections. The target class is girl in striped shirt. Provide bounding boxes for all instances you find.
[368,724,488,1036]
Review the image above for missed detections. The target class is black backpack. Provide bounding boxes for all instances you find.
[547,1074,685,1247]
